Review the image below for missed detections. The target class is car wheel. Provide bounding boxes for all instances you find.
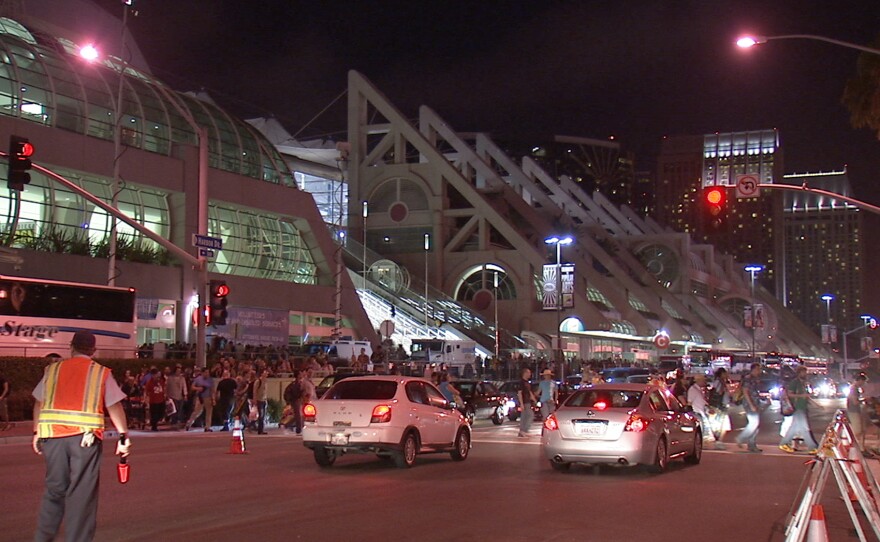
[394,432,418,468]
[646,437,668,474]
[685,430,703,465]
[550,460,571,472]
[491,407,505,425]
[450,428,470,461]
[313,446,336,468]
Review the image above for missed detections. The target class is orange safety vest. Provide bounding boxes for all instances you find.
[37,357,109,439]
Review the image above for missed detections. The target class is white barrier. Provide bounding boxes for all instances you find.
[785,410,880,542]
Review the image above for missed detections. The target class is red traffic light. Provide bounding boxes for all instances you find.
[214,283,230,297]
[14,141,34,158]
[704,186,726,206]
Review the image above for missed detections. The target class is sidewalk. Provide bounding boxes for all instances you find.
[0,421,35,446]
[0,420,282,446]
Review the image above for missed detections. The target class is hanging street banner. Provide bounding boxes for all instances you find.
[542,263,575,310]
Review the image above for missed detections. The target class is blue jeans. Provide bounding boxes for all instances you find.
[736,410,761,448]
[780,409,818,449]
[520,402,533,434]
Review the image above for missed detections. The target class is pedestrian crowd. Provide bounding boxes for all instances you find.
[118,352,335,434]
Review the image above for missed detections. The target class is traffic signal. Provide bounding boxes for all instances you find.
[208,279,229,326]
[702,185,728,231]
[7,135,34,190]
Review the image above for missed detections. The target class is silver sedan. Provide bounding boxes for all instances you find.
[541,383,702,473]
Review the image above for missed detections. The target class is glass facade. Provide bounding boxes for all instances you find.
[0,17,319,285]
[1,166,169,254]
[0,18,294,185]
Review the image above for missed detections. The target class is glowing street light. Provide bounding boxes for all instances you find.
[744,265,763,362]
[545,235,574,373]
[821,293,834,323]
[736,34,880,56]
[79,44,99,62]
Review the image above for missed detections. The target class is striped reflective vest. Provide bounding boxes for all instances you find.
[37,357,109,439]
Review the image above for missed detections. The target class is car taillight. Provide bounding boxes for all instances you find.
[370,405,392,423]
[624,414,649,433]
[543,413,559,431]
[303,403,317,423]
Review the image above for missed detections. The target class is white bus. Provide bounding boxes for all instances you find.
[0,275,137,358]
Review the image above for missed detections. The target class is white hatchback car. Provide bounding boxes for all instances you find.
[302,376,471,468]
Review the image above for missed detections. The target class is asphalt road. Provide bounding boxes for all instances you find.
[0,398,873,542]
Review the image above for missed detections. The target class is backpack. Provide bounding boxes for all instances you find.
[284,381,303,404]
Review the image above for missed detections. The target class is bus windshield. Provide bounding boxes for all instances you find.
[0,276,137,358]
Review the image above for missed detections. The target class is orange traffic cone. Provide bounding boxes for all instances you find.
[228,416,247,455]
[805,504,829,542]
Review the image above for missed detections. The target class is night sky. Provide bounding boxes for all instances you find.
[96,0,880,201]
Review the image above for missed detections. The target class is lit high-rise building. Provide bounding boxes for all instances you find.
[656,130,784,295]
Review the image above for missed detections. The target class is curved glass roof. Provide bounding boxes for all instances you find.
[0,17,294,186]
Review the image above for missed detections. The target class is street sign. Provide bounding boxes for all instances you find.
[653,333,670,350]
[379,319,395,337]
[735,174,759,198]
[199,248,214,258]
[192,234,222,250]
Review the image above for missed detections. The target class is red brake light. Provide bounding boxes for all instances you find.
[370,404,392,423]
[593,400,608,411]
[625,414,648,433]
[303,403,316,422]
[543,413,559,431]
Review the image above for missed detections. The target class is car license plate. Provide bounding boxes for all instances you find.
[575,421,607,436]
[331,434,349,445]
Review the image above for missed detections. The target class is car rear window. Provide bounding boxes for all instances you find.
[565,389,642,409]
[325,380,398,400]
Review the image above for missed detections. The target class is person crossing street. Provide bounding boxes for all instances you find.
[31,330,131,542]
[778,365,819,454]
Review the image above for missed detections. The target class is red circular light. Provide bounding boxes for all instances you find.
[216,284,230,296]
[705,188,724,205]
[20,142,34,157]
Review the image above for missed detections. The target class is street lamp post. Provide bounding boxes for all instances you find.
[424,233,430,327]
[745,265,764,363]
[494,271,499,369]
[736,34,880,57]
[545,236,573,375]
[821,294,834,325]
[362,201,368,287]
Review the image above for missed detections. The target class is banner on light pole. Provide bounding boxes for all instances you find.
[542,263,575,310]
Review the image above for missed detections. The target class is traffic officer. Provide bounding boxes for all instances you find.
[32,330,132,542]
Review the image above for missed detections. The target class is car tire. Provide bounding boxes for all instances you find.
[491,407,505,425]
[313,446,336,468]
[550,460,571,472]
[684,430,703,465]
[394,432,418,468]
[646,437,668,474]
[450,428,470,461]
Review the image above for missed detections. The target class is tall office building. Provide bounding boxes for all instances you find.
[781,170,865,336]
[656,130,785,295]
